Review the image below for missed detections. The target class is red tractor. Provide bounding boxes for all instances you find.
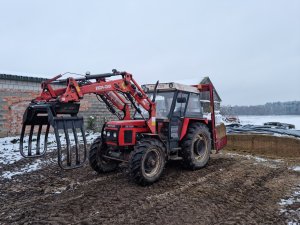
[20,70,227,185]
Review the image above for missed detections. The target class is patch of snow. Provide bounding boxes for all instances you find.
[227,153,267,162]
[0,131,101,179]
[273,133,292,138]
[0,134,61,165]
[0,136,24,165]
[1,160,42,179]
[238,115,300,129]
[287,222,300,225]
[279,185,300,222]
[290,166,300,172]
[0,131,100,165]
[248,155,267,162]
[226,152,281,168]
[279,198,295,206]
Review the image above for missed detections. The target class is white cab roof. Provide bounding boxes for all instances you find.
[142,82,200,94]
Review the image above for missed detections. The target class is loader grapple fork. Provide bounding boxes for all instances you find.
[20,102,87,170]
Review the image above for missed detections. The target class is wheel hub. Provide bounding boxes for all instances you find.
[193,134,207,160]
[143,149,161,177]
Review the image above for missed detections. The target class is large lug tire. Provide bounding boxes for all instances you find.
[88,137,119,173]
[181,123,212,170]
[129,138,166,186]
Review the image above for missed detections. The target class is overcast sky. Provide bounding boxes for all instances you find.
[0,0,299,105]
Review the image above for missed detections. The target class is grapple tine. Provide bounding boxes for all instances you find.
[80,126,87,162]
[20,123,48,158]
[63,120,72,167]
[36,124,42,155]
[28,125,34,156]
[53,116,87,170]
[43,124,50,154]
[71,120,80,165]
[20,123,27,158]
[54,123,64,169]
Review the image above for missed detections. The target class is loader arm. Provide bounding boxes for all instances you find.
[20,70,157,169]
[36,70,156,132]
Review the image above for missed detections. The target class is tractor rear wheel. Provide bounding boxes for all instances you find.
[181,123,211,170]
[89,137,119,173]
[129,138,166,185]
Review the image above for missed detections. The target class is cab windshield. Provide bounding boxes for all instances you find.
[147,91,175,118]
[135,91,175,119]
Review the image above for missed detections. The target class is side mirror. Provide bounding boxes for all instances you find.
[177,97,187,103]
[152,80,159,102]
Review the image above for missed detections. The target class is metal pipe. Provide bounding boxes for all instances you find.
[51,73,118,84]
[102,155,128,163]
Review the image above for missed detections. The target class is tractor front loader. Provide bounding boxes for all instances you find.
[20,69,227,185]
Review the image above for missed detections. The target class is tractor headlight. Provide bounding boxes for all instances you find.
[113,132,117,138]
[103,130,106,135]
[107,131,110,137]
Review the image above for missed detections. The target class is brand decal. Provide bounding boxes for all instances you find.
[96,84,112,90]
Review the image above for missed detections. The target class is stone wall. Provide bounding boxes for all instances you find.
[0,75,116,137]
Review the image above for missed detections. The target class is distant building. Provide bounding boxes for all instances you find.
[199,76,222,112]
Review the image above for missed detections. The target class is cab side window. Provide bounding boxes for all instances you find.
[173,92,188,117]
[186,93,202,117]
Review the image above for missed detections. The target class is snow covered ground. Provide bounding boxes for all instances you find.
[1,160,43,179]
[279,186,300,223]
[225,152,283,168]
[0,131,100,179]
[239,115,300,129]
[290,166,300,172]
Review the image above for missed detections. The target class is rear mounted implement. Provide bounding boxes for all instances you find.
[20,102,87,169]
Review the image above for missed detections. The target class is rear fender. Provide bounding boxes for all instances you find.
[179,118,208,140]
[180,119,227,152]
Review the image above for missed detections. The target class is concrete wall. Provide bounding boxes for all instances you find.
[0,77,116,137]
[225,134,300,158]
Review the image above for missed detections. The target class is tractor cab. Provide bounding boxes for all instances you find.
[142,83,203,119]
[142,82,226,153]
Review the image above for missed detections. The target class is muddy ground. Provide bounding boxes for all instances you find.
[1,149,300,225]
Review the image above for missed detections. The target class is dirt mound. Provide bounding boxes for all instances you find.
[225,134,300,158]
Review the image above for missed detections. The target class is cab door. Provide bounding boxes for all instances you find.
[169,92,188,148]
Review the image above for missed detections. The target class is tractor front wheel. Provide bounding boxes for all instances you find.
[89,137,119,173]
[129,138,166,185]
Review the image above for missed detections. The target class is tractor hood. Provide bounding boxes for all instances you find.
[105,120,147,128]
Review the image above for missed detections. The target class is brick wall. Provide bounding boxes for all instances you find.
[0,75,117,137]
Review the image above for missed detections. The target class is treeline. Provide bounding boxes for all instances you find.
[221,101,300,115]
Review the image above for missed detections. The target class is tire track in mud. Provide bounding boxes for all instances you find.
[112,164,286,225]
[189,167,287,224]
[83,156,296,225]
[80,159,236,224]
[0,156,234,224]
[0,153,299,224]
